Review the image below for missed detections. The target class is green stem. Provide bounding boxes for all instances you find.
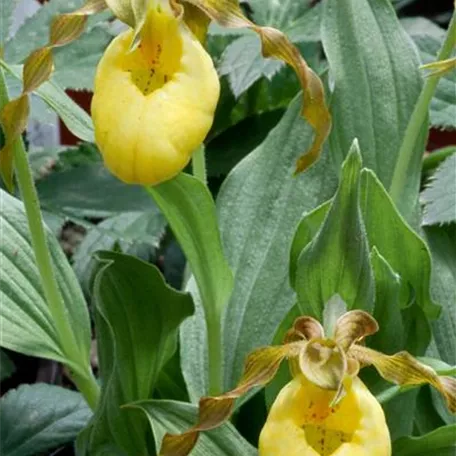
[206,307,223,396]
[192,145,207,184]
[191,145,223,394]
[0,69,99,410]
[389,11,456,203]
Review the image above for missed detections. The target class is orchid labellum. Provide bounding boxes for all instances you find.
[158,299,456,456]
[91,1,220,185]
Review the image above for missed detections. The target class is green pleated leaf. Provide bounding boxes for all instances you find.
[369,248,404,354]
[147,173,234,398]
[148,173,233,325]
[181,96,338,399]
[360,169,441,322]
[0,189,91,372]
[393,424,456,456]
[78,252,194,455]
[322,0,425,219]
[421,153,456,226]
[0,61,94,142]
[131,400,257,456]
[294,141,374,318]
[0,383,91,456]
[289,200,331,288]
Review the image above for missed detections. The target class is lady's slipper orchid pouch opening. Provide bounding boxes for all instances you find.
[259,374,390,456]
[91,2,220,185]
[157,305,456,456]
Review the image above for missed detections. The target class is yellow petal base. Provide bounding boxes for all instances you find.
[259,375,391,456]
[91,6,220,185]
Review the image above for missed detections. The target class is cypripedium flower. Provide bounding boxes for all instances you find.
[259,375,390,456]
[91,1,220,185]
[0,0,332,188]
[91,0,332,185]
[158,297,456,456]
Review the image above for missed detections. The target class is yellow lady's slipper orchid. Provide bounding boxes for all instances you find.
[259,374,391,456]
[91,2,220,185]
[158,306,455,456]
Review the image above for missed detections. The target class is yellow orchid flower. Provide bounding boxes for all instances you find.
[0,0,331,188]
[91,1,220,185]
[259,374,390,456]
[158,305,456,456]
[91,0,332,185]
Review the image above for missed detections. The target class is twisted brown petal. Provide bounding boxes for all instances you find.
[159,343,302,455]
[180,0,331,173]
[351,345,456,413]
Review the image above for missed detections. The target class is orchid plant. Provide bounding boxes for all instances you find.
[0,0,455,455]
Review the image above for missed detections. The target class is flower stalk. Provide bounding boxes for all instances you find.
[0,68,99,410]
[192,146,207,184]
[389,9,456,204]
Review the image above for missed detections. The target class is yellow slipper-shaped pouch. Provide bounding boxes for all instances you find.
[91,3,220,185]
[259,374,391,456]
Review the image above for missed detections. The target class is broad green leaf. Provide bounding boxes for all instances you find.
[0,383,91,456]
[37,163,153,218]
[425,225,456,366]
[0,61,94,142]
[290,166,440,349]
[322,0,425,218]
[369,248,404,354]
[360,170,441,322]
[0,350,15,382]
[0,0,18,46]
[73,210,166,292]
[421,153,456,226]
[289,200,331,288]
[131,400,257,456]
[294,142,374,318]
[403,17,456,130]
[147,173,234,395]
[181,96,338,399]
[393,424,456,456]
[0,189,91,372]
[79,252,194,455]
